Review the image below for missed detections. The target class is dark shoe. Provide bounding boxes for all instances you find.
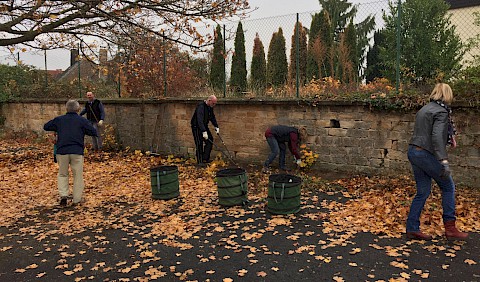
[59,197,68,207]
[262,166,270,174]
[406,231,433,240]
[196,163,207,168]
[444,220,468,240]
[203,160,212,163]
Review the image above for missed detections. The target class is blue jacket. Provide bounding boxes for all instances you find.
[44,112,98,155]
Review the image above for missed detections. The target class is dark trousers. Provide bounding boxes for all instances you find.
[192,127,213,163]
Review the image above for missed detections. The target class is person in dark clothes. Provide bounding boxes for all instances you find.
[406,83,468,241]
[191,95,220,165]
[44,100,98,206]
[263,125,306,173]
[80,91,105,151]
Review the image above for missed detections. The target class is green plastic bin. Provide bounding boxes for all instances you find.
[150,165,180,200]
[216,168,248,206]
[267,174,302,214]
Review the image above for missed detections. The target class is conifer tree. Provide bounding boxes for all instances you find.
[289,22,308,85]
[338,20,357,83]
[306,13,321,81]
[209,24,225,91]
[250,33,267,91]
[267,28,288,87]
[365,30,386,83]
[230,22,247,94]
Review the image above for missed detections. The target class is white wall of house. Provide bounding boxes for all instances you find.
[449,5,480,65]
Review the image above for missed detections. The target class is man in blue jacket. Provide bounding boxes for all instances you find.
[44,99,98,206]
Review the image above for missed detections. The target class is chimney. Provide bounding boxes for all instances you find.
[70,49,79,66]
[99,48,108,65]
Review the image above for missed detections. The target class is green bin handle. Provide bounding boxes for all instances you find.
[272,182,285,203]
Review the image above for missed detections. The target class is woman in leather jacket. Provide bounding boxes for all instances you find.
[406,83,468,241]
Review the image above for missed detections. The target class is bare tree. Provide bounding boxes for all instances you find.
[0,0,250,50]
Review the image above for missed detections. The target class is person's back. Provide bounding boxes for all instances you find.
[409,101,449,160]
[49,113,95,155]
[270,125,298,142]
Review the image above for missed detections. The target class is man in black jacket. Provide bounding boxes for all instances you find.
[191,95,219,165]
[80,91,105,151]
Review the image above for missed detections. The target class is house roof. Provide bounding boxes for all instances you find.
[57,60,99,81]
[47,69,63,79]
[445,0,479,9]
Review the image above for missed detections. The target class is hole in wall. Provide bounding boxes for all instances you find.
[330,119,340,128]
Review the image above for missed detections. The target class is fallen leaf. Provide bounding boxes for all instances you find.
[257,271,267,277]
[464,259,477,265]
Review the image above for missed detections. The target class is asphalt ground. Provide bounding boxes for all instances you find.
[0,186,478,282]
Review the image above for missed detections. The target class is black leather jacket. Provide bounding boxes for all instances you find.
[409,101,449,160]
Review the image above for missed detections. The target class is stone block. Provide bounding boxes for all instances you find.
[339,120,356,129]
[347,129,369,138]
[386,150,406,161]
[369,158,385,168]
[328,128,348,137]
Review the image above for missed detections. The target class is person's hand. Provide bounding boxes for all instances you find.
[215,127,220,134]
[98,120,104,126]
[202,131,208,140]
[296,159,303,166]
[441,161,451,178]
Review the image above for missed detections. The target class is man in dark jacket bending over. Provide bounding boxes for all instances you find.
[263,125,305,173]
[191,95,219,165]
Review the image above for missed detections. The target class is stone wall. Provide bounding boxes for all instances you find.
[1,99,479,188]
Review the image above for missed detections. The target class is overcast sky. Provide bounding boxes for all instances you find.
[247,0,321,19]
[0,0,385,70]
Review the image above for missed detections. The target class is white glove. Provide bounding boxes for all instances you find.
[202,131,208,140]
[215,127,220,134]
[98,120,104,126]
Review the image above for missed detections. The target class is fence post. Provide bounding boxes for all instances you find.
[163,32,167,97]
[118,64,121,98]
[395,0,401,93]
[296,13,300,99]
[78,42,82,98]
[223,24,226,98]
[44,48,48,89]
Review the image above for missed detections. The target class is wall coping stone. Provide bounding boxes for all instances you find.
[3,98,478,109]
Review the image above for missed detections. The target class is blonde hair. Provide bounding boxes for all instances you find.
[298,127,307,141]
[429,83,453,105]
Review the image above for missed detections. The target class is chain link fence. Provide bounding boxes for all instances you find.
[1,0,479,100]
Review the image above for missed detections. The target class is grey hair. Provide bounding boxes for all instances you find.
[66,99,80,113]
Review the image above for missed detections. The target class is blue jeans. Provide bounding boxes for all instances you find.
[406,145,456,232]
[264,137,286,169]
